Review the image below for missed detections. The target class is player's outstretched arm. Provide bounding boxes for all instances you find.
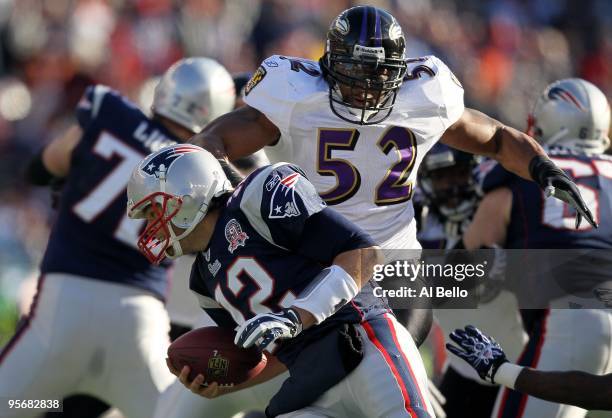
[25,124,82,184]
[441,108,597,228]
[190,105,280,161]
[515,368,612,411]
[446,325,612,411]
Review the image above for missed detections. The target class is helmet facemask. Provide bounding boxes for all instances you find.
[129,192,184,265]
[322,48,406,125]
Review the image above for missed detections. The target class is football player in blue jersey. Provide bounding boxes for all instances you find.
[417,144,528,418]
[461,78,612,418]
[128,144,436,418]
[0,57,235,418]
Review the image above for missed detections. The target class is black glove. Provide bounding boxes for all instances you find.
[446,325,508,384]
[529,155,597,228]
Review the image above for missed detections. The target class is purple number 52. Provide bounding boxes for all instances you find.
[317,127,417,205]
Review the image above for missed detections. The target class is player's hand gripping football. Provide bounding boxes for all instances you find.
[529,155,597,228]
[446,325,508,384]
[165,359,237,399]
[235,307,303,352]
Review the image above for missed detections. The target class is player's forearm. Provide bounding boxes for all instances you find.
[492,126,546,181]
[513,367,612,410]
[190,106,279,161]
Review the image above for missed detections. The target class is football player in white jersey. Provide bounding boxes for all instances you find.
[195,4,593,336]
[164,5,594,418]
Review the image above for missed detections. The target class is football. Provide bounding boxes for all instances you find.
[167,326,267,385]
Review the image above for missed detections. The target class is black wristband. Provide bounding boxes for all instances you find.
[25,151,54,186]
[528,155,568,189]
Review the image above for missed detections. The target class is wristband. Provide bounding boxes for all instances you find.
[493,362,523,389]
[292,265,358,324]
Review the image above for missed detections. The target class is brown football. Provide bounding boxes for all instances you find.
[167,326,267,385]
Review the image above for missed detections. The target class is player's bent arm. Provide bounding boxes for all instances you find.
[190,105,280,160]
[462,187,512,249]
[441,108,545,181]
[512,368,612,411]
[26,124,82,184]
[292,245,384,330]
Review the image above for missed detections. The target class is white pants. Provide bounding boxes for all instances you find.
[492,309,612,418]
[278,313,434,418]
[0,273,174,418]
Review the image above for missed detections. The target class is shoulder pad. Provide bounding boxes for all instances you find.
[239,163,327,248]
[75,84,139,130]
[243,55,324,135]
[393,55,464,129]
[477,159,517,193]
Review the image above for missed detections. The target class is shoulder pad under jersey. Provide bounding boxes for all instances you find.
[76,84,140,131]
[243,55,325,135]
[394,55,465,129]
[239,163,327,249]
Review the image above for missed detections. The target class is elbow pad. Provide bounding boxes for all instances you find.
[292,265,359,324]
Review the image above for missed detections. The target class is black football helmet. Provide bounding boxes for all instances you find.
[419,143,481,223]
[319,6,408,125]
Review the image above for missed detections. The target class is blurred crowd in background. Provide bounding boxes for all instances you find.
[0,0,610,341]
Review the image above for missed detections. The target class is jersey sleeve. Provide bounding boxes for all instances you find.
[242,55,303,136]
[240,164,374,262]
[428,56,465,129]
[75,84,137,134]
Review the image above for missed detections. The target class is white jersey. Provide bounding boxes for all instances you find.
[244,54,464,249]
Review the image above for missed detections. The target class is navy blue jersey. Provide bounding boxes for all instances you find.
[188,164,389,359]
[41,85,178,299]
[479,147,612,249]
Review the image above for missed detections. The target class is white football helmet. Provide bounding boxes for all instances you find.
[127,144,232,264]
[527,78,610,154]
[152,57,235,133]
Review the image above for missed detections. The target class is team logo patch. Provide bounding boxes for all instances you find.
[333,16,350,35]
[264,59,278,68]
[244,66,267,96]
[269,172,302,219]
[141,145,200,177]
[225,219,248,253]
[207,352,229,379]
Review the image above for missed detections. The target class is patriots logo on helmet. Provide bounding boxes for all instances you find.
[142,145,200,177]
[269,172,302,219]
[547,87,585,111]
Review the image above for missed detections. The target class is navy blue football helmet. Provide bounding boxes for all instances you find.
[420,143,481,222]
[319,6,408,125]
